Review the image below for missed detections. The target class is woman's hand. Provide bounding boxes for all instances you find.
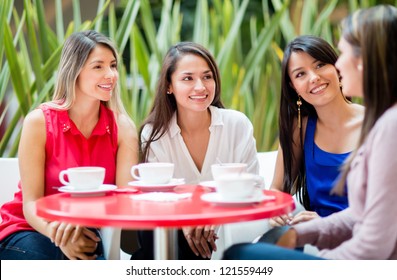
[182,225,218,259]
[269,214,292,227]
[288,211,319,225]
[46,221,84,247]
[59,228,101,260]
[269,211,319,227]
[46,222,100,249]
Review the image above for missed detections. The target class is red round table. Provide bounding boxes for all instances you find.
[36,186,295,259]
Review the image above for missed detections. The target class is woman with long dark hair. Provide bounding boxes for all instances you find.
[132,42,259,260]
[269,35,363,227]
[225,4,397,260]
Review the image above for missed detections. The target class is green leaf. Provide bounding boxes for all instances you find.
[55,0,64,41]
[35,0,51,61]
[3,21,29,114]
[115,0,140,54]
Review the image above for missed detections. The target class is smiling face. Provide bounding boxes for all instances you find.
[168,54,215,114]
[75,44,118,102]
[335,37,363,98]
[288,51,342,108]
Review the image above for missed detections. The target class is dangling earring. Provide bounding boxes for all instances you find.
[297,95,302,129]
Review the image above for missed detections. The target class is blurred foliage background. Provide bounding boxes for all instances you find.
[0,0,395,157]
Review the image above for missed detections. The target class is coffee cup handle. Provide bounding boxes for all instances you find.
[130,165,141,180]
[59,170,70,186]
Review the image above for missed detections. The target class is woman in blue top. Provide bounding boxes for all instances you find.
[269,35,364,226]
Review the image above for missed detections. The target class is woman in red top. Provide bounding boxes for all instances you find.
[0,30,138,259]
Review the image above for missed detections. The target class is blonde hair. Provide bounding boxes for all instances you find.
[47,30,128,117]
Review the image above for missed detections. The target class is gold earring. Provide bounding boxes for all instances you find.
[297,95,302,129]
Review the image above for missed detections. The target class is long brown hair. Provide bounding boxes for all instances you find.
[333,5,397,194]
[279,35,342,209]
[139,42,224,162]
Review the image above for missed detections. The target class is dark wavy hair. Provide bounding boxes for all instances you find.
[139,42,224,162]
[279,35,341,209]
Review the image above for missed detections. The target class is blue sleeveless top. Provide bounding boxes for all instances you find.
[304,116,349,217]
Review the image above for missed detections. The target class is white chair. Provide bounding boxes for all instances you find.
[0,158,20,219]
[100,227,121,259]
[0,157,121,260]
[257,150,278,189]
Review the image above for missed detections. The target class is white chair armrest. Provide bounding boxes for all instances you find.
[100,227,121,260]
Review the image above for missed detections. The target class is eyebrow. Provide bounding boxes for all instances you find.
[290,59,320,75]
[89,59,117,65]
[290,67,303,75]
[179,69,212,75]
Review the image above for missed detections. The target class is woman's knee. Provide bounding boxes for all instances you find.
[0,231,63,260]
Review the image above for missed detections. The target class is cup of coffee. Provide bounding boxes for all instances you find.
[215,172,258,200]
[131,162,174,184]
[211,163,248,181]
[59,166,105,190]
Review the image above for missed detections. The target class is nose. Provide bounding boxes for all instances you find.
[194,79,206,91]
[309,71,320,83]
[104,67,116,79]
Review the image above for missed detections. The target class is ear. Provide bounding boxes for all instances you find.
[168,85,174,94]
[356,56,363,71]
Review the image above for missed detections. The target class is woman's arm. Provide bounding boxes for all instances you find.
[19,109,49,237]
[19,109,100,259]
[269,117,307,226]
[116,114,139,186]
[271,117,306,192]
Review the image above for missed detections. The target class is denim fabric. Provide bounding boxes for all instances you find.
[222,226,322,260]
[223,242,324,260]
[258,226,291,244]
[0,230,104,260]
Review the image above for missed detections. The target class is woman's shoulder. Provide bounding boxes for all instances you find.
[24,108,45,125]
[377,104,397,127]
[21,109,46,140]
[116,113,136,127]
[366,105,397,148]
[116,113,138,138]
[212,106,252,124]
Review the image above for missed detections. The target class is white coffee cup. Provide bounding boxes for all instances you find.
[211,163,248,181]
[215,172,258,199]
[59,166,105,190]
[131,162,174,184]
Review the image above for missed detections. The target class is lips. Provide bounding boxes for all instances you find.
[310,84,328,94]
[189,94,207,100]
[98,84,113,91]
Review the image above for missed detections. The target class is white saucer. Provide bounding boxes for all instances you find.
[128,178,185,192]
[200,192,275,206]
[199,181,217,189]
[58,184,117,196]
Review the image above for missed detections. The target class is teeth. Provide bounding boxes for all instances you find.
[99,84,112,89]
[190,95,206,99]
[311,84,327,93]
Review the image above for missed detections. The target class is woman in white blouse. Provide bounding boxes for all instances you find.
[131,42,259,260]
